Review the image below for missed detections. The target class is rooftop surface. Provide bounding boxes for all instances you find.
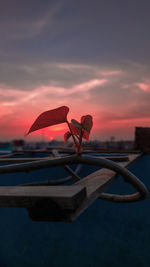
[0,151,149,266]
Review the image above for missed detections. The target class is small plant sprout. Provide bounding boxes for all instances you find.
[27,106,93,154]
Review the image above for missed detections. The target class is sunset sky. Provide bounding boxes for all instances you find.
[0,0,150,141]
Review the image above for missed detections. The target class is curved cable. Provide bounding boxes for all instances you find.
[0,155,148,202]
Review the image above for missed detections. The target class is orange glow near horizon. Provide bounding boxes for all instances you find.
[50,124,67,132]
[1,107,150,141]
[1,114,150,142]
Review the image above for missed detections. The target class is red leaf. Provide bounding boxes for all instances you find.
[82,129,90,141]
[81,115,93,133]
[27,106,69,135]
[71,119,82,129]
[70,122,90,141]
[70,123,81,136]
[64,131,71,142]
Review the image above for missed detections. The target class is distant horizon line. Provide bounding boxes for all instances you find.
[0,138,135,143]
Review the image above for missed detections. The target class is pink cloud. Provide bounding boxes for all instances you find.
[100,70,122,76]
[136,82,150,92]
[0,62,150,141]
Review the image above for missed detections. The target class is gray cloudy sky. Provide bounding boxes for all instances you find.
[0,0,150,140]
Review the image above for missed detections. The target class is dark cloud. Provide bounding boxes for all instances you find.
[0,0,150,91]
[0,0,150,140]
[0,0,150,66]
[0,61,98,90]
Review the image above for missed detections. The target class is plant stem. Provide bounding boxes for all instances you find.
[78,129,83,154]
[66,121,79,150]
